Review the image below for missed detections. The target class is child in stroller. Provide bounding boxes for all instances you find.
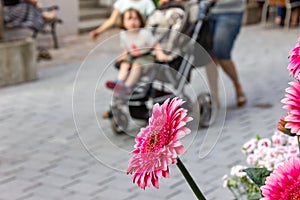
[105,8,169,95]
[104,1,216,134]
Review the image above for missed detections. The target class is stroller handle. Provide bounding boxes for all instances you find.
[203,2,215,15]
[199,1,215,19]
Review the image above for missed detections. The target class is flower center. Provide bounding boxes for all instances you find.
[146,129,165,152]
[147,131,158,151]
[288,185,300,200]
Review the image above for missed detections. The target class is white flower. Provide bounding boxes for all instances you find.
[257,138,272,149]
[230,165,247,177]
[271,131,287,146]
[242,138,257,154]
[246,154,258,166]
[288,136,298,146]
[222,175,228,188]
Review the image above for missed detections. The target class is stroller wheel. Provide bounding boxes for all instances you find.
[182,94,193,112]
[110,112,128,134]
[196,93,217,128]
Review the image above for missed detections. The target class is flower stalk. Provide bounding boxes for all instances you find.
[176,157,206,200]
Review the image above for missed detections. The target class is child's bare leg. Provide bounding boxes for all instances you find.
[118,62,131,81]
[125,63,142,87]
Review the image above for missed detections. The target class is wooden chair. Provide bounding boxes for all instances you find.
[261,0,300,28]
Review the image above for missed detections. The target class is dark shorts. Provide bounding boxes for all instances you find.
[210,12,244,60]
[122,54,155,73]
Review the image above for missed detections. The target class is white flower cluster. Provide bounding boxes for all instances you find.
[242,131,299,171]
[223,131,299,199]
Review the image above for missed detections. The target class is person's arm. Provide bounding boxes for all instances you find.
[117,50,129,62]
[89,9,120,40]
[154,43,169,61]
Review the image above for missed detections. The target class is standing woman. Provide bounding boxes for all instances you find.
[89,0,156,40]
[201,0,247,107]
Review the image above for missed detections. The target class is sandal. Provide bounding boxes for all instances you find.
[37,48,52,61]
[237,92,247,107]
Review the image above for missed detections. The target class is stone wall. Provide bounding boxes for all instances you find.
[0,38,37,87]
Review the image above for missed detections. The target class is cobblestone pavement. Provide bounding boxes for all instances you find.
[0,24,299,200]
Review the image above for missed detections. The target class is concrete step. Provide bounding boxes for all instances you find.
[79,8,111,21]
[78,18,107,33]
[79,0,98,8]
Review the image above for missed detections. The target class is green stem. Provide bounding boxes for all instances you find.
[228,187,239,200]
[176,157,206,200]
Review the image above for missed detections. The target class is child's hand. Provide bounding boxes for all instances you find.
[156,52,169,62]
[89,30,98,41]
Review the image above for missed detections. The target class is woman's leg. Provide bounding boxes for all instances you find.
[275,6,286,25]
[205,62,220,106]
[218,60,245,103]
[212,13,246,106]
[125,62,142,87]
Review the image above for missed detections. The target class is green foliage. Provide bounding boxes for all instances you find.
[153,0,159,7]
[225,174,261,200]
[255,134,262,140]
[248,193,263,200]
[244,168,272,188]
[282,128,296,136]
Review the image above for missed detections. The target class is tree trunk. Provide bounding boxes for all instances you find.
[0,1,3,40]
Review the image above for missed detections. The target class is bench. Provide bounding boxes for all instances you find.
[31,5,63,49]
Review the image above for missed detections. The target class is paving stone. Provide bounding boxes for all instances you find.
[63,180,104,195]
[0,24,298,199]
[27,184,73,199]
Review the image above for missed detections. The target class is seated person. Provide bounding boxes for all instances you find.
[3,0,56,31]
[275,2,300,27]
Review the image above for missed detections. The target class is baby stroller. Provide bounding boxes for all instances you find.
[107,2,217,134]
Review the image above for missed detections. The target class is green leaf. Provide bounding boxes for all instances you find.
[282,128,296,136]
[255,134,262,140]
[244,168,272,188]
[248,192,263,200]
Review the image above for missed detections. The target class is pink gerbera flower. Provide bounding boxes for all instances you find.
[127,98,192,189]
[288,37,300,81]
[260,157,300,200]
[281,81,300,135]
